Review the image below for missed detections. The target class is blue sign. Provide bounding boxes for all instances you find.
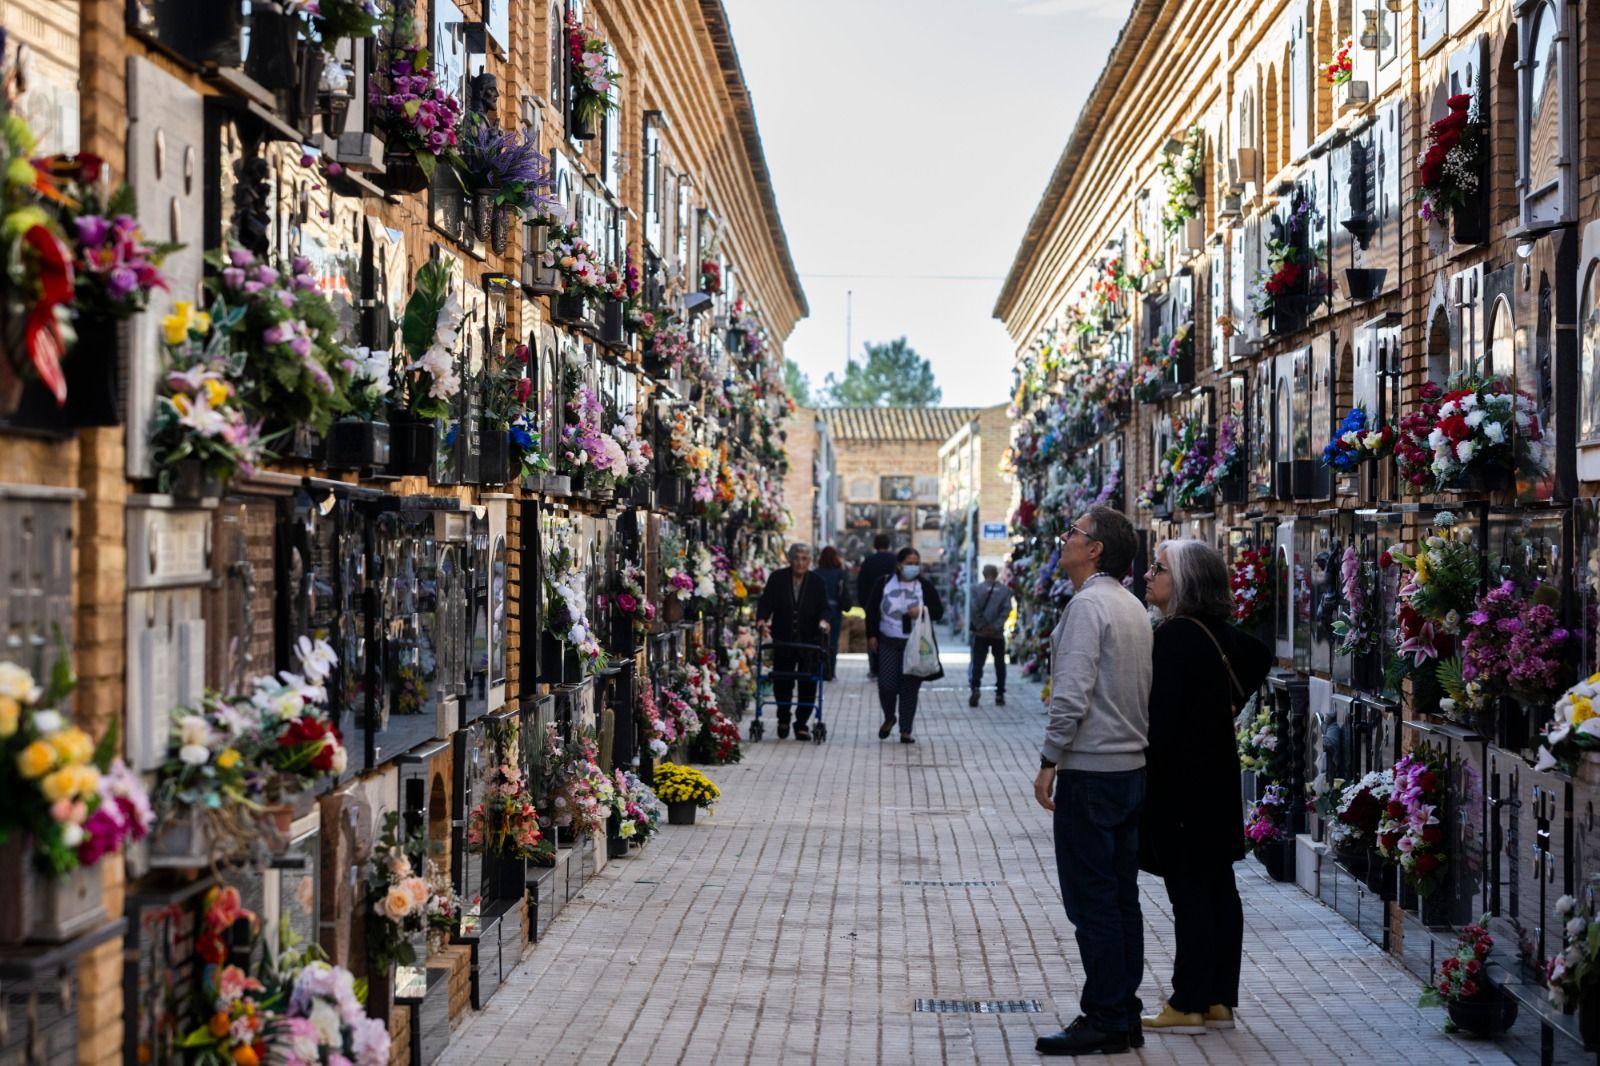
[981,523,1007,539]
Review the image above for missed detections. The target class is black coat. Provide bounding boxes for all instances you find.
[855,551,897,607]
[1143,616,1273,872]
[756,568,829,643]
[862,573,945,638]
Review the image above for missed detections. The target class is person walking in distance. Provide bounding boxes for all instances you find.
[1139,540,1271,1036]
[967,563,1012,707]
[855,533,897,679]
[754,543,830,740]
[814,545,850,681]
[1033,506,1153,1056]
[863,547,944,744]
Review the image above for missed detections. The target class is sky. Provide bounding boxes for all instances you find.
[721,0,1137,409]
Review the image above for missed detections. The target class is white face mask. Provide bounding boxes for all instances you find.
[901,564,921,579]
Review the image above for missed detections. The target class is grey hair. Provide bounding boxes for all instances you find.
[982,564,999,579]
[787,542,813,561]
[1155,539,1233,621]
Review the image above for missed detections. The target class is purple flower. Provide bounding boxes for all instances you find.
[263,323,292,345]
[229,249,255,267]
[74,215,112,247]
[105,266,139,300]
[222,267,246,289]
[254,266,280,285]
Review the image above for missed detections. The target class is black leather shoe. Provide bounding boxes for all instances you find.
[1126,1026,1143,1049]
[899,734,916,744]
[794,725,811,741]
[996,694,1006,706]
[777,720,791,740]
[968,691,980,707]
[878,714,895,740]
[1035,1017,1129,1056]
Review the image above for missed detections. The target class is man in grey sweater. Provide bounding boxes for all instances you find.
[967,564,1013,707]
[1033,505,1153,1057]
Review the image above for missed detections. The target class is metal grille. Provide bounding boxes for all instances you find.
[902,880,1003,888]
[914,999,1041,1014]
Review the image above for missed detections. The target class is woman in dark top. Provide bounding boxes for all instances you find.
[755,543,830,739]
[815,545,850,681]
[1140,539,1272,1035]
[862,548,944,743]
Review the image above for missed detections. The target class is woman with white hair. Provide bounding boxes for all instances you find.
[1138,539,1272,1036]
[755,542,830,740]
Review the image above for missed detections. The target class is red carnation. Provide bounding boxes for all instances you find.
[1421,381,1443,401]
[1415,853,1440,874]
[1465,959,1481,975]
[1386,800,1406,819]
[1447,92,1473,111]
[1417,771,1438,793]
[1422,824,1444,844]
[1461,979,1479,999]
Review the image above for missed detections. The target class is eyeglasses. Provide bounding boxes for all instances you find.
[1061,523,1098,544]
[1146,562,1169,576]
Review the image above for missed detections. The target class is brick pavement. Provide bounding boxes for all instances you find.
[440,639,1511,1065]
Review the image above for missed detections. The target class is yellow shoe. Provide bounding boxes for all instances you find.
[1204,1005,1235,1030]
[1140,1004,1206,1034]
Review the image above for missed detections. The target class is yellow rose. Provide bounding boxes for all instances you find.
[162,302,194,345]
[40,768,73,802]
[216,748,241,770]
[0,696,18,738]
[202,379,230,408]
[16,740,55,779]
[49,727,94,765]
[75,766,100,797]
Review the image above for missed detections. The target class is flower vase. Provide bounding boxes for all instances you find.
[667,802,696,826]
[1451,184,1489,247]
[0,835,108,945]
[553,291,587,324]
[491,207,511,255]
[1257,841,1291,882]
[476,427,512,486]
[1446,987,1518,1038]
[1365,849,1397,899]
[1417,886,1452,928]
[380,153,432,195]
[569,106,595,141]
[641,349,672,379]
[1443,463,1513,495]
[167,459,223,502]
[473,191,494,243]
[13,313,126,428]
[662,597,684,624]
[263,804,295,853]
[388,416,437,477]
[601,299,626,348]
[1344,268,1386,302]
[324,419,391,471]
[485,854,526,900]
[1334,845,1368,876]
[1581,984,1600,1047]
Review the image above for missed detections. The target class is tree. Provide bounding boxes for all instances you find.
[817,337,942,407]
[784,358,813,407]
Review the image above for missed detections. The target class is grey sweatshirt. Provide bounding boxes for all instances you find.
[1042,574,1153,771]
[968,580,1013,635]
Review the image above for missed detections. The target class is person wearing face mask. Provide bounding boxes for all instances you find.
[862,547,944,743]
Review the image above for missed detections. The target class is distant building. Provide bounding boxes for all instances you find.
[779,407,836,549]
[937,404,1016,632]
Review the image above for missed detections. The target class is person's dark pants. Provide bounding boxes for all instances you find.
[1053,767,1146,1033]
[772,647,818,727]
[968,635,1006,696]
[875,636,923,735]
[1163,861,1242,1013]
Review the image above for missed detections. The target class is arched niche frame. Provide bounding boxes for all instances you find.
[1572,218,1600,480]
[1517,0,1576,231]
[1423,271,1455,386]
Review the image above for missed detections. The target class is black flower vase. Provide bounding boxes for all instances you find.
[601,299,626,348]
[1446,987,1518,1038]
[388,415,437,477]
[473,191,494,243]
[553,292,586,324]
[325,419,391,471]
[491,207,511,255]
[569,104,595,141]
[167,459,223,502]
[12,313,124,429]
[380,153,432,195]
[476,427,512,486]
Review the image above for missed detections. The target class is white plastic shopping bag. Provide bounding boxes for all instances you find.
[902,610,944,679]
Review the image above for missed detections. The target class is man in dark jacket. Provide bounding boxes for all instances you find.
[756,543,830,740]
[967,564,1013,707]
[855,533,897,678]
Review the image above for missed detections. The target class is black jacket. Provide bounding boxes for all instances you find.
[756,568,829,643]
[862,573,945,638]
[1143,615,1272,871]
[855,551,897,606]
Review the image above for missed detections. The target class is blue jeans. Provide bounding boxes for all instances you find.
[1053,767,1146,1032]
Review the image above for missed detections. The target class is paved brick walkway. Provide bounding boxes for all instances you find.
[441,640,1512,1065]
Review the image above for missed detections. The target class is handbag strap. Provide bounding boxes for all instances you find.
[1175,615,1247,709]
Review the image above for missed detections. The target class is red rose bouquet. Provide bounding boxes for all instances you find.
[1415,93,1485,224]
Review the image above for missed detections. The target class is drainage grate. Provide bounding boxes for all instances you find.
[902,880,1003,888]
[914,999,1041,1015]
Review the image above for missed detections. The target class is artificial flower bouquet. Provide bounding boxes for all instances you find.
[337,345,392,422]
[1244,784,1288,854]
[1546,893,1600,1010]
[398,259,464,421]
[1377,751,1447,897]
[366,810,436,973]
[1230,547,1272,630]
[1387,512,1479,687]
[207,248,352,436]
[0,654,150,876]
[1201,416,1242,495]
[565,9,621,124]
[1328,769,1394,854]
[1157,125,1203,235]
[1324,38,1354,85]
[369,13,464,180]
[1417,919,1496,1015]
[46,156,175,322]
[659,687,700,743]
[542,226,607,298]
[545,542,608,671]
[1415,92,1484,225]
[1460,580,1570,709]
[1394,376,1544,492]
[560,381,628,487]
[1161,414,1213,509]
[456,112,555,211]
[1321,407,1393,472]
[151,301,269,494]
[652,762,720,811]
[611,769,662,845]
[295,0,384,52]
[1331,546,1381,658]
[544,726,612,838]
[465,761,549,861]
[1535,673,1600,774]
[1237,704,1277,775]
[253,638,347,798]
[613,564,657,637]
[636,684,675,757]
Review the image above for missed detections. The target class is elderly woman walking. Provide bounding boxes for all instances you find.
[862,547,944,743]
[1139,539,1272,1035]
[755,543,830,740]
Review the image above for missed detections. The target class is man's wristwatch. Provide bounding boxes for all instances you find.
[1039,756,1056,770]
